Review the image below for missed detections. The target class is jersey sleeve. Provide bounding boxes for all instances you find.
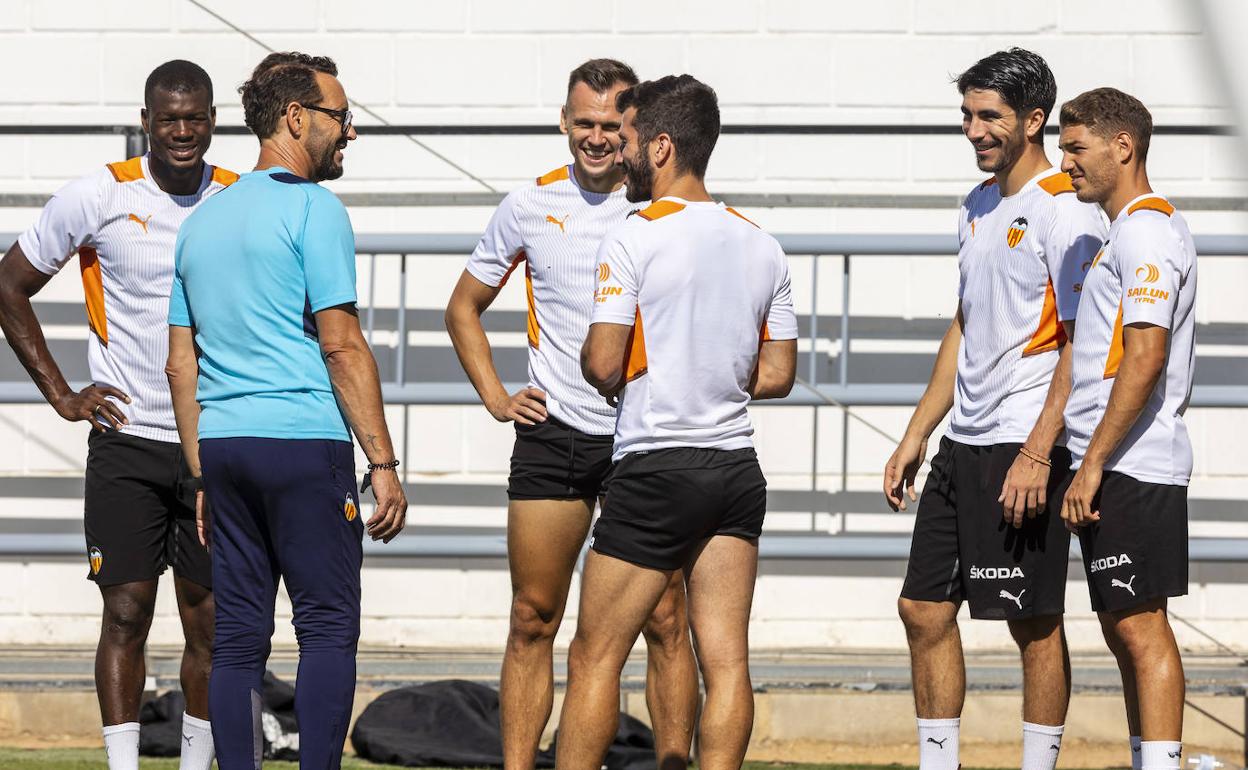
[167,229,192,328]
[956,192,972,298]
[764,245,799,341]
[465,189,525,287]
[590,230,639,326]
[302,188,358,313]
[1117,220,1183,330]
[17,173,102,275]
[1045,198,1107,322]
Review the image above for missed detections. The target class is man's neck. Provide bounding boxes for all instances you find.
[573,164,625,194]
[255,140,314,180]
[148,155,205,196]
[1104,169,1153,222]
[651,173,712,203]
[995,144,1052,197]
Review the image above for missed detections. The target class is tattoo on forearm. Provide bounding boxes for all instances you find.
[366,434,380,452]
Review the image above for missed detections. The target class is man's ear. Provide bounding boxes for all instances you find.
[140,107,150,136]
[652,132,673,168]
[284,101,303,139]
[559,104,569,135]
[1025,107,1046,142]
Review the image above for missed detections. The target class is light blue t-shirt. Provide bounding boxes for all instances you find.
[169,167,356,441]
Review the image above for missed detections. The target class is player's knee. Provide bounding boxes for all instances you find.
[1107,616,1168,662]
[102,593,155,644]
[507,592,561,649]
[641,603,688,653]
[898,597,953,640]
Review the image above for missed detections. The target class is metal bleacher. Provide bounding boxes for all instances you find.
[0,232,1245,562]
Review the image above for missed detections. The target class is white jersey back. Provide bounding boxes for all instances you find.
[949,168,1107,445]
[466,165,635,435]
[1065,195,1196,485]
[592,198,799,461]
[18,155,237,442]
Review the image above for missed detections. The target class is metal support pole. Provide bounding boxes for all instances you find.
[124,127,148,158]
[809,255,820,528]
[396,254,407,386]
[808,255,820,387]
[840,255,851,388]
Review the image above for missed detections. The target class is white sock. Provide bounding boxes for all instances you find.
[102,722,140,770]
[1022,721,1065,770]
[917,717,960,770]
[1141,740,1183,770]
[1132,735,1144,770]
[180,712,215,770]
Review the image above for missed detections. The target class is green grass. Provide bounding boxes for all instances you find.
[0,750,926,770]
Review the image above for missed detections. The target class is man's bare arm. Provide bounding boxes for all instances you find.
[444,269,547,424]
[1061,323,1168,527]
[581,322,632,397]
[748,339,797,400]
[883,303,963,511]
[999,320,1076,526]
[0,243,129,428]
[166,325,201,475]
[318,304,407,542]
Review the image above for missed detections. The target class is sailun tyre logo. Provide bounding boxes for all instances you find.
[970,565,1024,579]
[1089,553,1133,573]
[344,494,358,522]
[1135,263,1161,283]
[88,547,103,575]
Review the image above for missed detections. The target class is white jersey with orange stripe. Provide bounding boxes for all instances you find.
[1064,194,1197,485]
[17,155,237,443]
[591,197,799,462]
[465,164,637,436]
[948,168,1108,446]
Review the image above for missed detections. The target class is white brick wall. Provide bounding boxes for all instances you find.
[0,1,1245,652]
[0,0,1242,194]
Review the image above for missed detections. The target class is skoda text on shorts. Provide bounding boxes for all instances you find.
[167,52,407,770]
[0,60,232,770]
[443,60,699,770]
[1058,86,1196,770]
[883,48,1107,770]
[555,74,798,770]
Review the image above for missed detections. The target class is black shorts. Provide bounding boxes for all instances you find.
[590,447,766,571]
[83,430,211,588]
[901,436,1071,620]
[508,416,613,501]
[1063,470,1188,613]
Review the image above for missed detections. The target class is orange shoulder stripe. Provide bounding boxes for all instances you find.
[623,309,647,381]
[212,167,240,186]
[636,200,686,221]
[1104,303,1125,378]
[725,207,759,228]
[536,166,570,186]
[1127,197,1175,217]
[1037,172,1075,196]
[107,157,144,183]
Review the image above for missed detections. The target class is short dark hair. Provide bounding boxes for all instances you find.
[956,48,1057,133]
[239,52,338,140]
[566,58,639,101]
[144,60,213,108]
[1060,87,1154,162]
[616,75,720,178]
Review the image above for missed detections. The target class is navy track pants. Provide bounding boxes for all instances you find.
[201,437,363,770]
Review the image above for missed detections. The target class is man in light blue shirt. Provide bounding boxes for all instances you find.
[166,51,406,770]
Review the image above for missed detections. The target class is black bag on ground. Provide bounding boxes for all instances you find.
[350,679,659,769]
[138,670,300,760]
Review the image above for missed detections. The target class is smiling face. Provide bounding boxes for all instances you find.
[960,88,1032,175]
[142,86,215,175]
[560,80,631,192]
[616,106,653,203]
[305,71,357,182]
[1059,122,1119,205]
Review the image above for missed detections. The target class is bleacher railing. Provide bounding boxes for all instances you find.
[0,233,1245,561]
